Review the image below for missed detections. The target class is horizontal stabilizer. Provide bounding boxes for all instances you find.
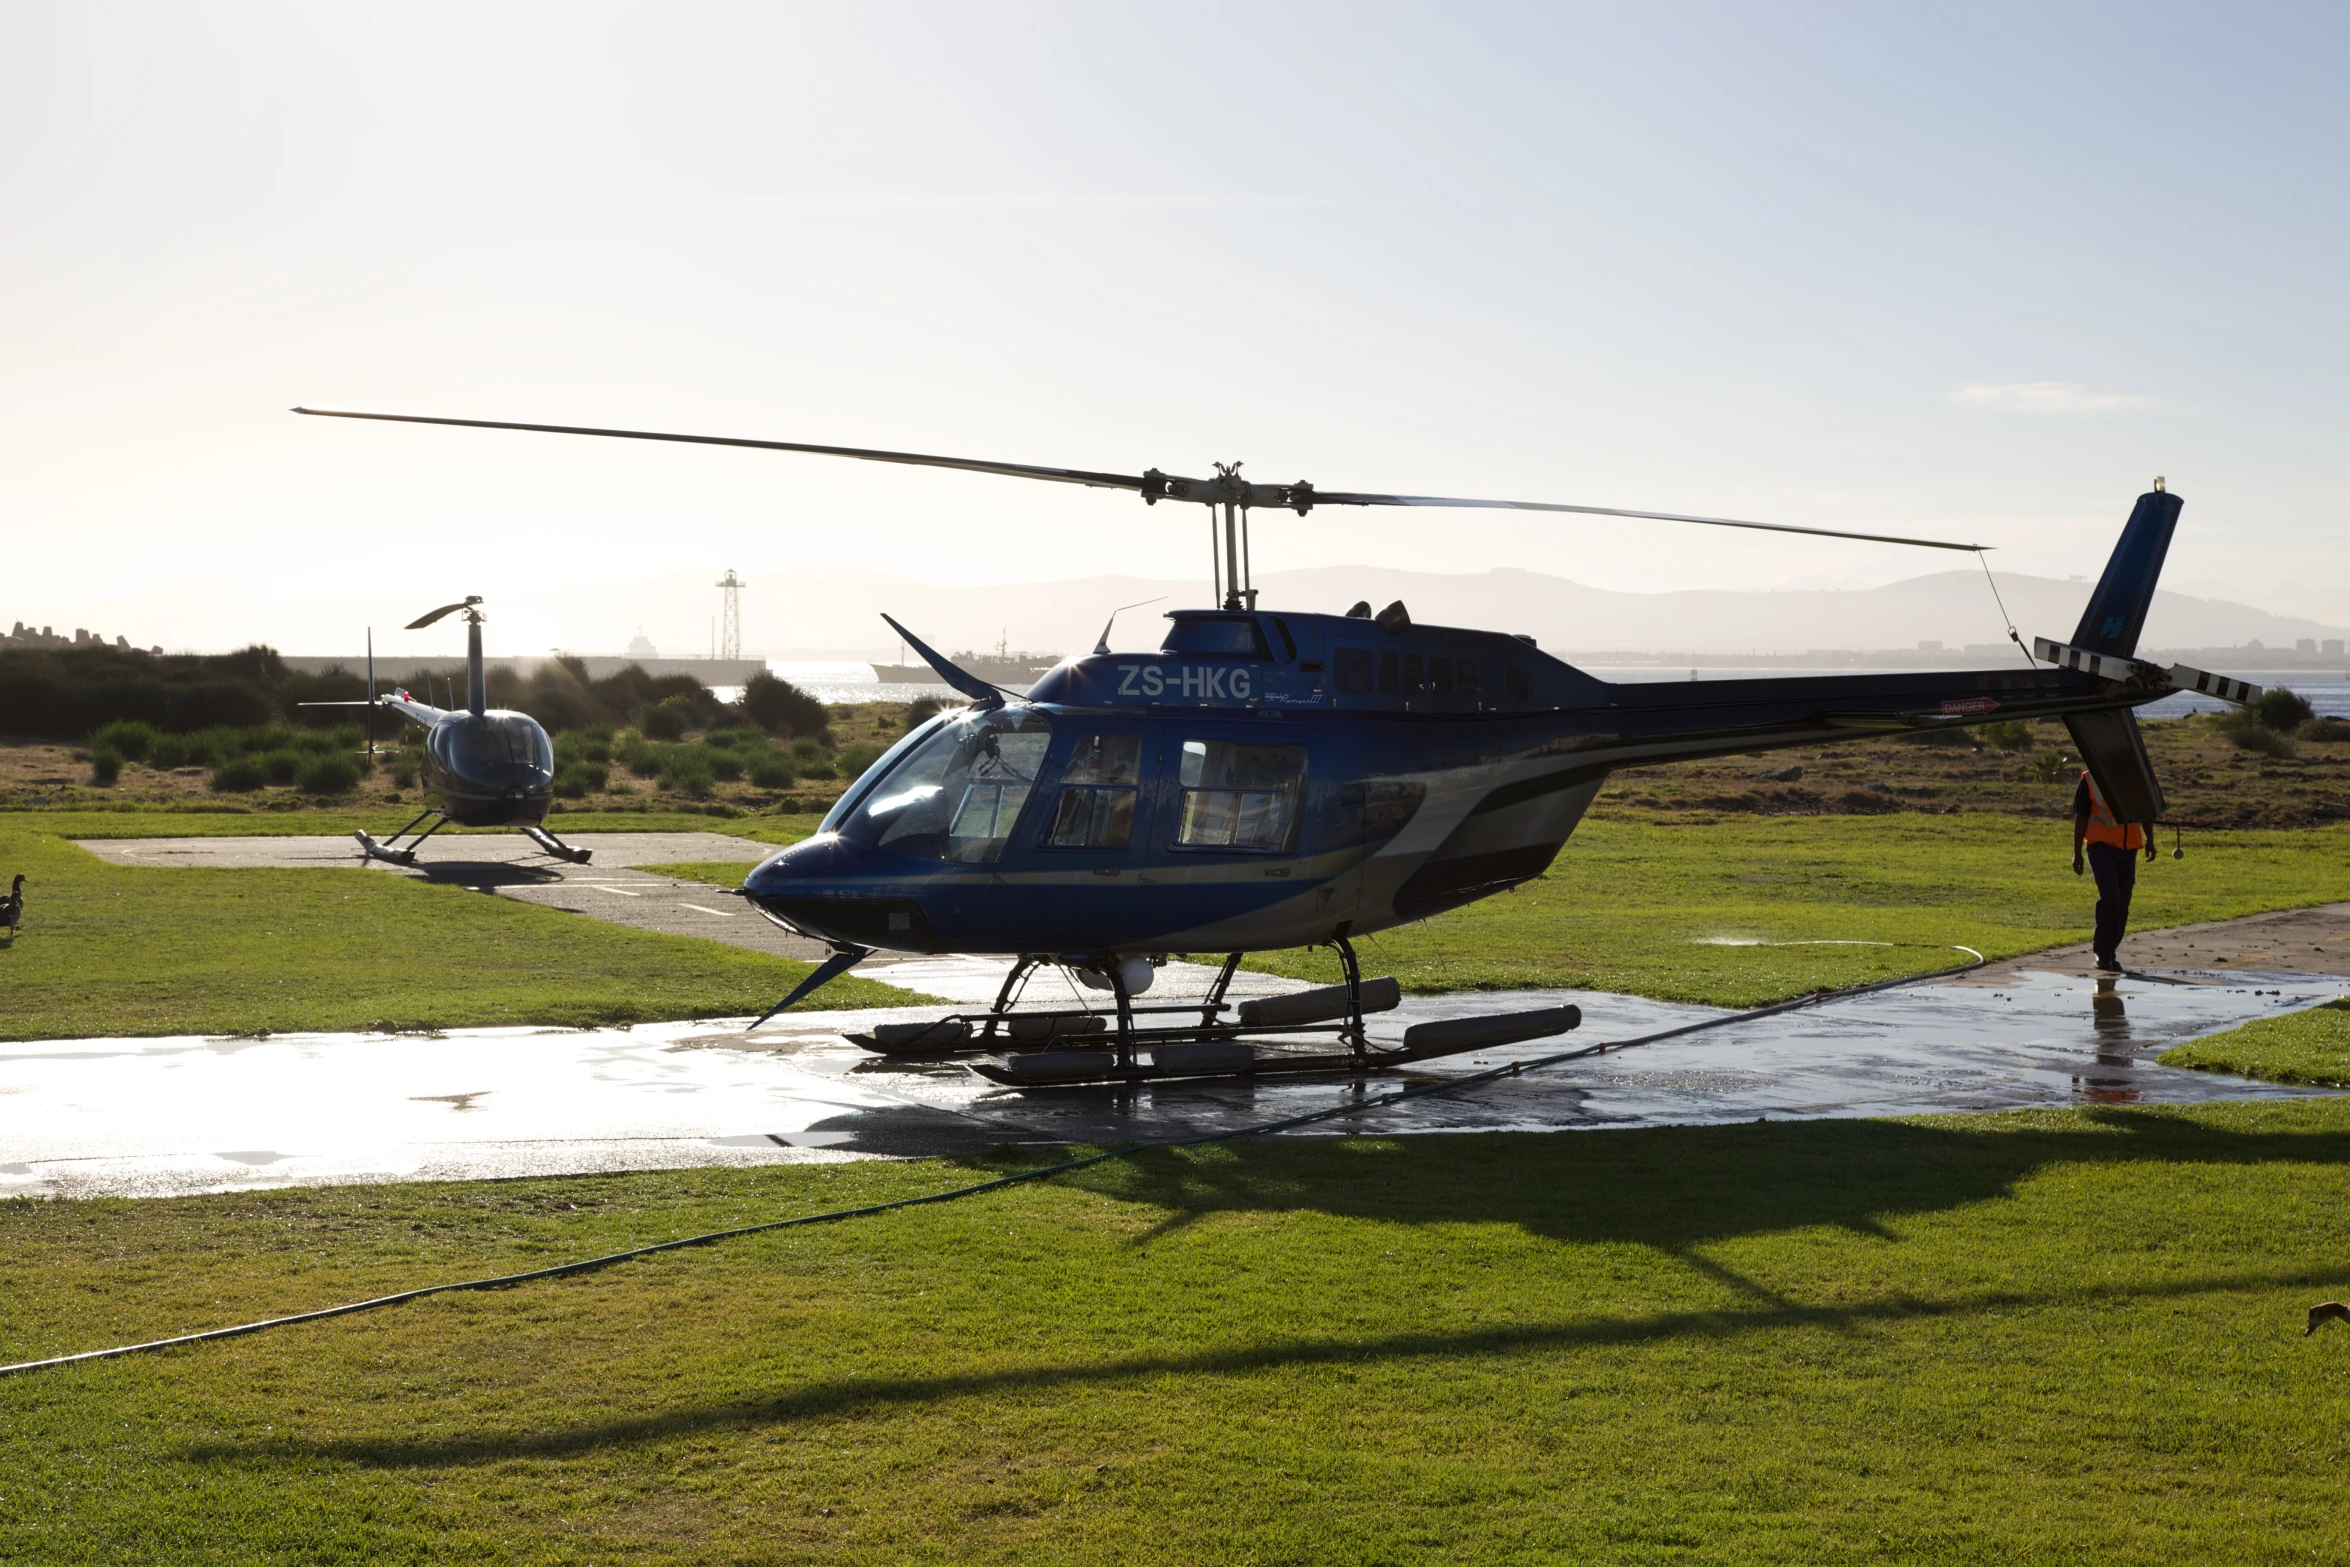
[2032,637,2165,684]
[2063,709,2165,825]
[2165,664,2262,705]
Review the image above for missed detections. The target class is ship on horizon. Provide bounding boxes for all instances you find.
[871,632,1061,688]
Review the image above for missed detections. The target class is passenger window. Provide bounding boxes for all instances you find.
[1175,739,1306,851]
[1505,664,1529,700]
[1061,733,1139,785]
[1335,646,1374,694]
[1401,654,1424,692]
[1378,651,1399,694]
[1429,657,1454,694]
[1458,661,1479,698]
[1271,617,1298,661]
[1045,733,1141,849]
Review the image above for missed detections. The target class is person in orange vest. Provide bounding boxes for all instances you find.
[2073,769,2157,972]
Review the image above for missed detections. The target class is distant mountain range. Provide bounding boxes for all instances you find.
[18,564,2349,666]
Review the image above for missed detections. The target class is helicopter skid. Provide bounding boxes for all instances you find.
[963,1003,1581,1088]
[522,825,593,864]
[352,831,417,867]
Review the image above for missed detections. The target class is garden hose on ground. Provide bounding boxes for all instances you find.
[0,946,1986,1378]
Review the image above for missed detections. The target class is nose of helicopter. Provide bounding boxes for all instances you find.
[743,832,866,898]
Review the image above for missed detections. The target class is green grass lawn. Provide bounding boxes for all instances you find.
[12,808,2346,1028]
[7,1100,2350,1562]
[2164,999,2350,1087]
[0,815,925,1040]
[10,804,829,843]
[1249,815,2350,1005]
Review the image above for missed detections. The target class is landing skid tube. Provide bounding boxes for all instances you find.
[841,936,1582,1088]
[522,824,593,864]
[354,809,445,866]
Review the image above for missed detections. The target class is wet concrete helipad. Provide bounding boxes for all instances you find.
[5,956,2342,1200]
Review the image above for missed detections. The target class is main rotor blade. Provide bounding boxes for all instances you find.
[294,408,1148,493]
[404,599,476,630]
[295,407,1987,552]
[1307,491,1987,552]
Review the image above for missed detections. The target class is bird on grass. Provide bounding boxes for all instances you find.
[0,874,20,937]
[2306,1302,2350,1336]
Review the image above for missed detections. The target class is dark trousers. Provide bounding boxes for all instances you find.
[2086,841,2138,964]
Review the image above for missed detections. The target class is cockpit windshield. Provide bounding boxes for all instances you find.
[848,707,1053,863]
[430,712,555,793]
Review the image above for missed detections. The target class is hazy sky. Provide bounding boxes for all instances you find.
[5,2,2346,650]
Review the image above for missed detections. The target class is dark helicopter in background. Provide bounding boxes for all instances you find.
[296,406,2261,1086]
[310,594,592,866]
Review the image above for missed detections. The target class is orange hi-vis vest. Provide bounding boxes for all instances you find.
[2079,771,2144,850]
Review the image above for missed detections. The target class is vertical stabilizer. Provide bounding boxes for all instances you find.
[2063,710,2165,825]
[466,617,486,716]
[2070,486,2183,657]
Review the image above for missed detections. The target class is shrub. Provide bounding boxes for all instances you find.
[1983,719,2034,752]
[839,743,883,781]
[389,754,420,790]
[554,761,609,799]
[2304,717,2350,744]
[659,752,716,797]
[706,749,745,783]
[904,696,944,730]
[748,756,797,789]
[262,750,303,785]
[794,759,836,781]
[89,746,124,785]
[296,753,362,795]
[90,719,161,762]
[739,672,827,737]
[2256,687,2315,732]
[2227,722,2296,759]
[2027,751,2070,783]
[211,757,268,792]
[642,698,691,741]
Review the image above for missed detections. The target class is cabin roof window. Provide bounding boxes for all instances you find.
[1161,615,1270,659]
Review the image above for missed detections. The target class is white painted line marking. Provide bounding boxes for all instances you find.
[680,903,739,918]
[577,884,644,897]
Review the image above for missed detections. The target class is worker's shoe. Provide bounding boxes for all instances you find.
[2093,954,2123,973]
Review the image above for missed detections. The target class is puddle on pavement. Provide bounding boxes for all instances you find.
[5,967,2344,1199]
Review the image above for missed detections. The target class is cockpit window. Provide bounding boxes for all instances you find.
[431,712,554,789]
[858,707,1053,863]
[1161,617,1270,658]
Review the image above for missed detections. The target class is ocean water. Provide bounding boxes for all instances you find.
[763,660,963,706]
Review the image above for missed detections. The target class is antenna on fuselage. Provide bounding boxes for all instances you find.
[1093,597,1166,656]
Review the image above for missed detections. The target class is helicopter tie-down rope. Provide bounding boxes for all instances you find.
[0,946,1986,1378]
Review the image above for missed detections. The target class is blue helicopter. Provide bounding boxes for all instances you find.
[296,408,2259,1085]
[308,595,593,867]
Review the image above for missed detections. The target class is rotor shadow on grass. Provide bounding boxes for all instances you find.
[1065,1108,2350,1253]
[197,1259,2350,1471]
[176,1108,2350,1472]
